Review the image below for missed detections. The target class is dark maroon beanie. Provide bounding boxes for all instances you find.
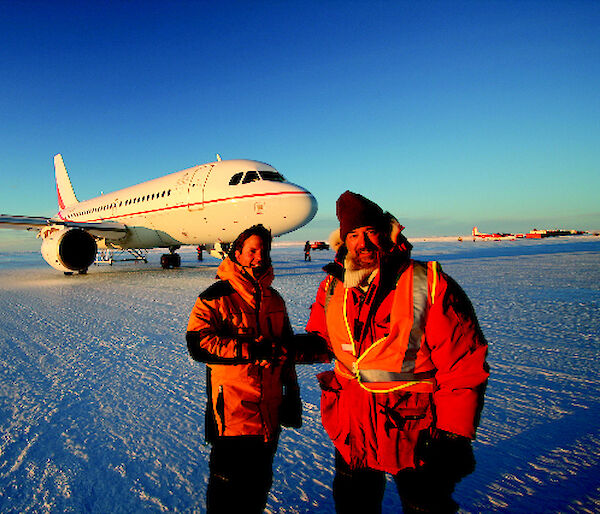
[336,191,386,240]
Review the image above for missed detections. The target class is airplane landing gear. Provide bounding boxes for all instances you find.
[63,268,87,275]
[161,246,181,269]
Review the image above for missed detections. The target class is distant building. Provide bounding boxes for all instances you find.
[526,229,586,239]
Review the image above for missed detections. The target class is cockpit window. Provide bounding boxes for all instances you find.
[229,172,243,186]
[242,170,260,184]
[259,170,285,182]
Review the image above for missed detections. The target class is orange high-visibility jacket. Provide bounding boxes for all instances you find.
[306,258,489,473]
[186,258,294,442]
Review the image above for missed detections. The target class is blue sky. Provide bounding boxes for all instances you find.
[1,0,598,250]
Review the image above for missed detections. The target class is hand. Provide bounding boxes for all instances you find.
[249,336,288,367]
[415,428,475,481]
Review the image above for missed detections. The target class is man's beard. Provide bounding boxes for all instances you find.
[347,248,379,270]
[344,250,379,288]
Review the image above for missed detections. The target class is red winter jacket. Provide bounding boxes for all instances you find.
[305,252,489,473]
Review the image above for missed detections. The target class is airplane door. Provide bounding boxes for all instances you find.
[187,164,214,211]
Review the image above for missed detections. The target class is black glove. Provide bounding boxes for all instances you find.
[248,339,274,362]
[248,338,287,364]
[415,428,475,482]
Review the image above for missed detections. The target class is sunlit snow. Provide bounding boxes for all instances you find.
[1,237,599,512]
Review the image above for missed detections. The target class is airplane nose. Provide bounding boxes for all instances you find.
[306,192,318,222]
[299,190,318,227]
[271,187,318,236]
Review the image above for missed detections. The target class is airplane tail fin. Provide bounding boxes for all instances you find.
[472,226,478,236]
[54,154,79,209]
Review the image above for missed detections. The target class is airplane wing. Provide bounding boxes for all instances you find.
[0,215,128,240]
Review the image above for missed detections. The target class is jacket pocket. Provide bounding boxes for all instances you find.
[318,370,346,442]
[317,369,342,392]
[376,392,431,429]
[374,392,433,471]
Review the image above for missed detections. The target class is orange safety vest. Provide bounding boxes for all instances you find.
[324,260,440,394]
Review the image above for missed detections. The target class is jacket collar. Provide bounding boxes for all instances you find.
[216,258,274,308]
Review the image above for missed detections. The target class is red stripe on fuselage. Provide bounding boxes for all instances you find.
[57,190,308,224]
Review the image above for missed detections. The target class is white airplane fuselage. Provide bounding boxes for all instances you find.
[57,159,317,251]
[1,156,318,273]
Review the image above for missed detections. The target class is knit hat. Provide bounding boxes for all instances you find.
[336,191,386,240]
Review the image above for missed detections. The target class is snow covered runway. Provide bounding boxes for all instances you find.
[1,238,599,512]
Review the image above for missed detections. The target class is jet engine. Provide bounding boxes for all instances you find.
[41,227,98,273]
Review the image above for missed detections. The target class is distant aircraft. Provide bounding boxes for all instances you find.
[0,154,318,273]
[472,227,515,241]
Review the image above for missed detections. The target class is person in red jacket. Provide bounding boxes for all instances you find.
[303,191,489,514]
[186,224,301,514]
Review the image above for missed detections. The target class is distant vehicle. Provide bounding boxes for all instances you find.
[310,241,330,250]
[0,154,318,273]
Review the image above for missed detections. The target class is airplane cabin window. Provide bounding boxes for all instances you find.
[242,171,260,184]
[229,172,243,186]
[259,171,285,182]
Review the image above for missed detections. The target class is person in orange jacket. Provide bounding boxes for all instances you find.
[302,191,489,514]
[186,224,301,514]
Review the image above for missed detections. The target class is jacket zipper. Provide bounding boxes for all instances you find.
[253,279,266,435]
[216,385,225,433]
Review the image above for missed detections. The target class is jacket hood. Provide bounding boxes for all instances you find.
[217,258,274,307]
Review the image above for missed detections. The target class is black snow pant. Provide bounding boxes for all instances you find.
[333,450,459,514]
[207,436,278,514]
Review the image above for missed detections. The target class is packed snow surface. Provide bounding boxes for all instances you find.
[1,237,599,513]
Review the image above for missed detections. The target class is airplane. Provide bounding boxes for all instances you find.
[472,226,515,241]
[0,154,318,274]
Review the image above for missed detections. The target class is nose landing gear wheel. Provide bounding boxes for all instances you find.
[160,253,181,269]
